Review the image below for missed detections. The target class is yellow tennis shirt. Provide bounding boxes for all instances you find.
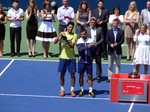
[59,32,77,59]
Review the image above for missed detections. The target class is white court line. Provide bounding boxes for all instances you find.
[128,102,134,112]
[0,58,133,65]
[0,58,59,62]
[0,59,14,77]
[0,93,109,101]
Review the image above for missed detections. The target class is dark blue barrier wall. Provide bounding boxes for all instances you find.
[0,0,147,14]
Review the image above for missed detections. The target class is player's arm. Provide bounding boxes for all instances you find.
[54,32,65,44]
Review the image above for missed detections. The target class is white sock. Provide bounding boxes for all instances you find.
[71,86,74,91]
[80,86,84,91]
[89,87,93,92]
[61,86,64,91]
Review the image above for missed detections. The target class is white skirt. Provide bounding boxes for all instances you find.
[133,45,150,65]
[36,21,57,42]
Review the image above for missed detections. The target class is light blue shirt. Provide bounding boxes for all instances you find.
[113,28,118,42]
[147,9,150,23]
[57,6,74,26]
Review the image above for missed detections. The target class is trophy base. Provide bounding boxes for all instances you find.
[128,72,140,78]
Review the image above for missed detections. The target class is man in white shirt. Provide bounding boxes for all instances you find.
[57,0,74,33]
[86,17,104,83]
[7,0,24,57]
[57,0,74,53]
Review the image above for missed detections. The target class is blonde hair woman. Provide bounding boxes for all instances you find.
[133,24,150,74]
[124,1,140,61]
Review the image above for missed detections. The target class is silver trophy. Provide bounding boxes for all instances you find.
[128,59,140,78]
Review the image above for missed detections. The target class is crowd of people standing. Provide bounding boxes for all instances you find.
[0,0,150,97]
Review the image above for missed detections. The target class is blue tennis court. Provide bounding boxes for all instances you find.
[0,59,150,112]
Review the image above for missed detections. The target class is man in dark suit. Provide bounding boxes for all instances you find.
[141,0,150,31]
[106,18,124,83]
[92,0,109,60]
[86,17,104,83]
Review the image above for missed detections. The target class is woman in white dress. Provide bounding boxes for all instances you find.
[36,0,57,58]
[133,24,150,74]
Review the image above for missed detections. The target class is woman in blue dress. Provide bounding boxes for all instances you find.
[75,0,91,38]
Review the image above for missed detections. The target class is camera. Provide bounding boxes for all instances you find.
[0,17,5,22]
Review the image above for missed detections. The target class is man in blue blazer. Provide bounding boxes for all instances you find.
[106,18,124,83]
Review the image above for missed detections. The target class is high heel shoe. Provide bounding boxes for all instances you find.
[126,58,130,61]
[32,52,35,57]
[28,52,32,57]
[32,54,35,57]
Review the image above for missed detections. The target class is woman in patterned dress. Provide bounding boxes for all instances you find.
[36,0,57,58]
[124,1,140,61]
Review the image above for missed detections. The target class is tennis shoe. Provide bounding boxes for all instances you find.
[78,90,84,97]
[88,91,95,98]
[60,90,65,97]
[70,91,76,97]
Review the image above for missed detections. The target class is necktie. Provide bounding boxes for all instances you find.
[99,10,102,18]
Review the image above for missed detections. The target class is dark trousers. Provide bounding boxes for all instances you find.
[102,37,107,56]
[58,24,66,54]
[95,55,102,78]
[102,31,108,56]
[58,24,66,33]
[10,27,22,54]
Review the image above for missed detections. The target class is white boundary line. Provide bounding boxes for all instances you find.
[0,58,133,65]
[0,58,59,62]
[0,93,109,101]
[128,102,134,112]
[0,59,14,77]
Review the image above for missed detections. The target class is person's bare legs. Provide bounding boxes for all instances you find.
[0,40,3,57]
[135,64,140,73]
[60,73,65,96]
[27,39,31,56]
[42,42,47,58]
[144,64,148,74]
[60,73,65,86]
[131,40,136,60]
[46,42,50,58]
[87,74,93,89]
[79,73,84,87]
[32,39,36,56]
[70,73,76,87]
[126,38,131,60]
